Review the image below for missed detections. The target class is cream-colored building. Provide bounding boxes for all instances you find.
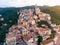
[42,39,55,45]
[38,13,51,21]
[6,32,16,45]
[53,25,60,32]
[35,4,41,15]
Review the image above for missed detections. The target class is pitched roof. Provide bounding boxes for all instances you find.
[23,36,30,41]
[6,33,15,38]
[42,39,54,45]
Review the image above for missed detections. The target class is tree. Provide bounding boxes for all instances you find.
[50,30,56,39]
[37,20,51,28]
[0,28,6,43]
[37,35,43,45]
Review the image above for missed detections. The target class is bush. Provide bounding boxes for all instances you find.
[50,30,56,39]
[0,28,6,43]
[37,35,43,43]
[36,20,51,28]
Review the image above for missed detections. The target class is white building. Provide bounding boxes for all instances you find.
[6,32,16,45]
[35,4,41,15]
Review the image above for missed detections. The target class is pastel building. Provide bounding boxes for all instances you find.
[53,25,60,32]
[6,32,16,45]
[17,4,52,43]
[35,4,41,15]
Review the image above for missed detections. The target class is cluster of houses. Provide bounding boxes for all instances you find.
[6,5,60,45]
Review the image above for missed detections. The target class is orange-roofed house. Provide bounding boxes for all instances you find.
[53,25,60,32]
[6,32,16,45]
[38,28,44,36]
[42,39,55,45]
[18,24,23,28]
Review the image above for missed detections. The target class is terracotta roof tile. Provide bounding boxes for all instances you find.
[42,39,54,45]
[6,33,15,38]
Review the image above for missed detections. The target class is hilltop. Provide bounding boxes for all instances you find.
[0,5,60,43]
[0,6,60,25]
[41,6,60,24]
[0,6,60,29]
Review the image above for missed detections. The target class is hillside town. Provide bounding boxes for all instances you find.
[5,5,60,45]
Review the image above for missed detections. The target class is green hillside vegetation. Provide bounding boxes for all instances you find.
[41,6,60,24]
[0,6,60,43]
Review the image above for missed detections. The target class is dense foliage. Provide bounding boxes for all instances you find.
[36,20,51,28]
[0,6,60,42]
[41,6,60,24]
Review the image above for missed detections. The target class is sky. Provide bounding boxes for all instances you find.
[0,0,60,7]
